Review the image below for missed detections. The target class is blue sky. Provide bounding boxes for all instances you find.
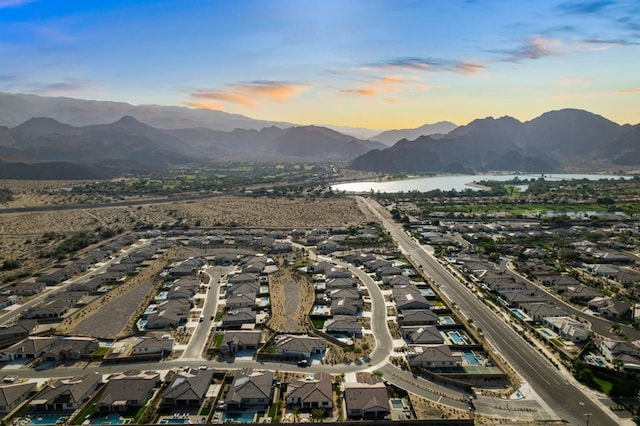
[1,0,638,127]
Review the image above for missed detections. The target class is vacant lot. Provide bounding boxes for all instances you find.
[268,263,314,333]
[0,195,367,283]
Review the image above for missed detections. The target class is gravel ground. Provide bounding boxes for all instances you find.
[0,195,367,283]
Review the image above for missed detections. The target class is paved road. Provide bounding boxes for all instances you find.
[358,196,622,426]
[502,259,640,341]
[181,266,233,360]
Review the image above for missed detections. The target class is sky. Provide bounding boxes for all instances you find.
[0,0,639,129]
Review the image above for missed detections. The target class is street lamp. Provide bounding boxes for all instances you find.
[584,412,592,426]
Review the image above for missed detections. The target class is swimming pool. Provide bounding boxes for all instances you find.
[222,412,256,423]
[511,309,526,320]
[390,399,404,409]
[30,415,66,425]
[462,351,480,366]
[539,328,554,338]
[448,331,465,345]
[159,419,189,425]
[439,316,455,325]
[90,413,127,425]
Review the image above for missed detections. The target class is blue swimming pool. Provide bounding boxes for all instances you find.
[462,351,480,366]
[30,416,66,425]
[90,413,127,425]
[539,329,554,338]
[511,309,526,320]
[439,316,455,324]
[390,399,404,409]
[159,419,189,425]
[449,331,465,344]
[223,412,256,423]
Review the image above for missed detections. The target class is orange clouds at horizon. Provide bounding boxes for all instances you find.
[187,81,309,109]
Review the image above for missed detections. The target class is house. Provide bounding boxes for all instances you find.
[401,326,444,345]
[543,317,590,343]
[538,274,580,288]
[36,268,74,286]
[615,269,640,286]
[392,286,431,311]
[0,321,35,349]
[43,337,99,362]
[330,297,362,316]
[95,370,160,413]
[407,345,463,368]
[500,290,546,308]
[587,297,631,319]
[377,267,402,284]
[132,335,174,355]
[162,368,213,407]
[566,284,604,304]
[344,375,390,419]
[9,281,45,295]
[397,309,439,326]
[0,382,37,414]
[226,281,260,297]
[220,308,256,329]
[344,252,375,266]
[21,299,68,320]
[325,267,351,279]
[519,302,569,322]
[0,295,19,310]
[220,331,262,355]
[325,316,363,338]
[225,369,273,410]
[285,372,333,409]
[29,373,102,411]
[389,275,411,287]
[226,293,256,310]
[597,338,640,370]
[0,337,58,361]
[317,240,339,254]
[325,277,357,289]
[228,273,259,285]
[70,278,107,295]
[145,299,190,329]
[275,335,326,359]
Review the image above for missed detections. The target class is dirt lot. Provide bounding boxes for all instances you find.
[268,262,314,333]
[57,250,174,339]
[0,194,367,284]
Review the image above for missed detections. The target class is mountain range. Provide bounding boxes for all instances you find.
[0,93,638,179]
[370,121,458,145]
[349,109,639,174]
[0,115,385,178]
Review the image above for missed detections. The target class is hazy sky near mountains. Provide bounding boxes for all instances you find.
[1,0,638,128]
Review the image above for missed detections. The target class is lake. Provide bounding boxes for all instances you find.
[331,174,634,193]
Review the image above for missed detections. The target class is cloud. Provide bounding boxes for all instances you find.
[184,100,224,110]
[341,88,378,96]
[557,0,616,15]
[340,75,446,99]
[0,0,36,8]
[34,79,95,96]
[618,87,640,94]
[372,57,485,74]
[188,81,309,108]
[500,37,565,62]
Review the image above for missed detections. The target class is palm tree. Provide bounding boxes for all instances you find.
[311,408,325,422]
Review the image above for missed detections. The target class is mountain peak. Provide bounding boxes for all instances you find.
[371,121,458,145]
[12,116,77,135]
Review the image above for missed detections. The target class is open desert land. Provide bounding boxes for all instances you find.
[0,193,369,283]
